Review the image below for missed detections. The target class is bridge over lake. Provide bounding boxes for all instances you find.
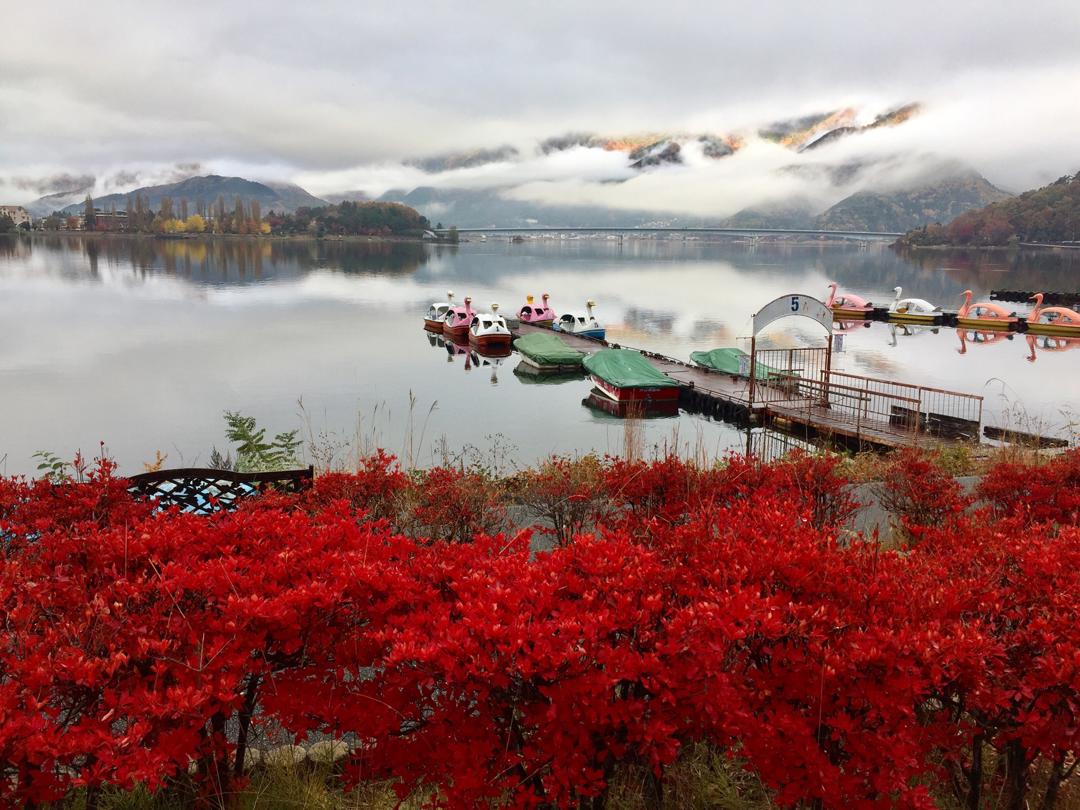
[436,226,903,239]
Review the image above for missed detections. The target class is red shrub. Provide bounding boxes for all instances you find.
[977,448,1080,526]
[303,449,408,519]
[874,449,972,541]
[0,454,1076,810]
[399,465,508,543]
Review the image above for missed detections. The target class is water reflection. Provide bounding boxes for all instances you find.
[7,234,429,285]
[1026,334,1080,362]
[3,234,1080,474]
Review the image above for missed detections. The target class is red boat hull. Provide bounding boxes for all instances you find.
[470,333,512,352]
[443,323,470,339]
[590,375,681,404]
[424,318,444,332]
[583,391,679,418]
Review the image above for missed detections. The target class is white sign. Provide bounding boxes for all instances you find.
[752,294,833,337]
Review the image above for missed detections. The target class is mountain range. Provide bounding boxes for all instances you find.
[54,175,326,216]
[18,101,1018,233]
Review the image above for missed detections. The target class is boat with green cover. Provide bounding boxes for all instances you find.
[690,347,786,380]
[582,349,681,403]
[513,332,586,371]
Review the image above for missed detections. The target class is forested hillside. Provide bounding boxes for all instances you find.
[900,171,1080,246]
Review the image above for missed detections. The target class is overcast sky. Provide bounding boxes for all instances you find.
[2,0,1079,210]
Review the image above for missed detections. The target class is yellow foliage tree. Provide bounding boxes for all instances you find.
[259,222,271,235]
[184,214,206,233]
[161,218,185,234]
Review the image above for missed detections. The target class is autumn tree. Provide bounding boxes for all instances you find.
[234,196,247,234]
[83,194,96,231]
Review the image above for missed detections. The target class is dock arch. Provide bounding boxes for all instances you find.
[748,294,834,408]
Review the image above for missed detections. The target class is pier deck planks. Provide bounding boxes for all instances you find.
[510,323,972,450]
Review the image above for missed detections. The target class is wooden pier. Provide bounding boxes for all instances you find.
[510,322,984,451]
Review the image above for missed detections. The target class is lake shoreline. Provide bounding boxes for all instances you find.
[23,230,433,244]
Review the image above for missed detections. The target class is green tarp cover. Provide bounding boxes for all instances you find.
[690,348,782,380]
[582,349,679,388]
[513,332,585,366]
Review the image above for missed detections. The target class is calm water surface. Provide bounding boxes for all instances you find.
[2,235,1079,475]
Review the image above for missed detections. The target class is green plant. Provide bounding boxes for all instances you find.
[32,450,72,483]
[222,411,302,472]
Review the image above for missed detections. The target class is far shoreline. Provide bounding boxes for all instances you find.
[21,230,432,244]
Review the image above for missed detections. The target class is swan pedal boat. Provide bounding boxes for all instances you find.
[553,299,606,340]
[887,286,944,325]
[826,282,876,320]
[442,296,475,339]
[582,349,680,404]
[1025,293,1080,337]
[518,294,556,327]
[955,290,1019,332]
[468,303,513,351]
[425,291,456,332]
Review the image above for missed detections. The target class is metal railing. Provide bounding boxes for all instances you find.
[826,371,983,441]
[751,349,983,445]
[750,347,830,405]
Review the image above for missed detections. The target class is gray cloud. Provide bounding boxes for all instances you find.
[12,173,95,195]
[2,0,1079,207]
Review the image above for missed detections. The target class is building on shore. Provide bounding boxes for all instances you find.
[89,209,128,231]
[0,205,31,228]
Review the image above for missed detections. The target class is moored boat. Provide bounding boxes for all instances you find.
[553,299,605,339]
[956,290,1018,331]
[582,390,679,419]
[425,290,456,331]
[442,296,474,339]
[582,349,680,404]
[468,303,512,351]
[1025,293,1080,337]
[513,331,585,372]
[826,282,875,319]
[689,347,786,380]
[888,286,943,324]
[518,293,556,326]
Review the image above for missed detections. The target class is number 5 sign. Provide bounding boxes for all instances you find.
[752,294,833,337]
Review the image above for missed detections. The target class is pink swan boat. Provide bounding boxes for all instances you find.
[826,282,874,319]
[518,293,556,326]
[1026,293,1080,336]
[956,290,1018,331]
[442,296,474,339]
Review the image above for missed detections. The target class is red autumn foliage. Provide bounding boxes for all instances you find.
[396,465,508,543]
[304,448,408,519]
[977,450,1080,526]
[875,448,973,539]
[0,451,1077,809]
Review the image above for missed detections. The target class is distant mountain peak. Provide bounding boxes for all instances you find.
[56,174,328,215]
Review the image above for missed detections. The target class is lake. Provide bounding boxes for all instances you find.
[2,234,1078,476]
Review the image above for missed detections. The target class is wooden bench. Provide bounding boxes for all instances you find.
[127,466,314,514]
